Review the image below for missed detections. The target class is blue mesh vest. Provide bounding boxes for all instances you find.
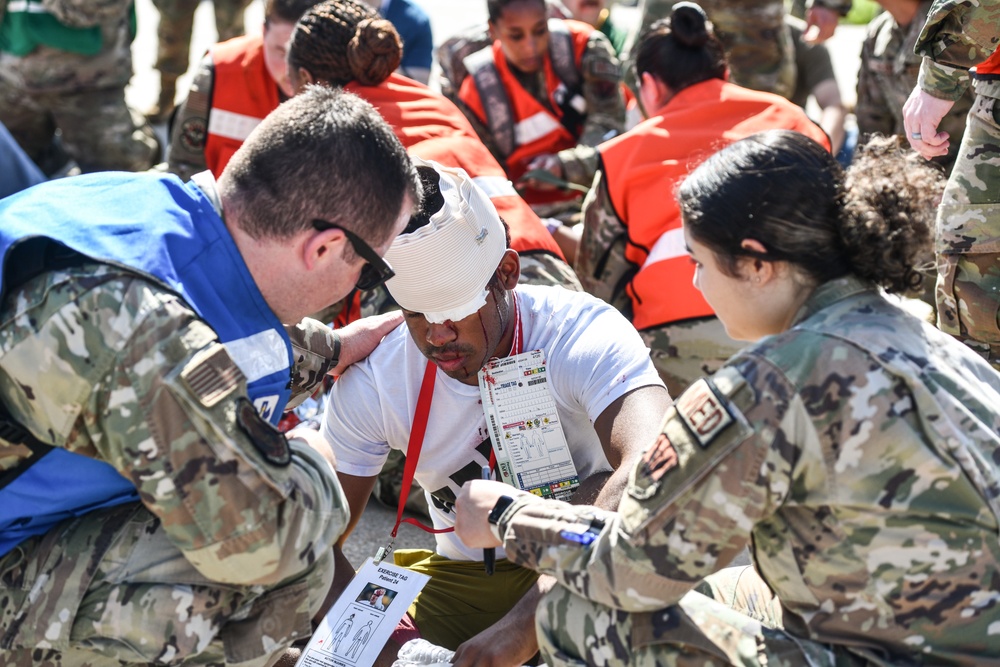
[0,172,293,555]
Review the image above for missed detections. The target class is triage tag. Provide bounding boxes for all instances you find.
[478,348,579,500]
[295,558,429,667]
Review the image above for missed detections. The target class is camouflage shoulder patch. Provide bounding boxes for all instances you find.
[639,432,679,483]
[180,343,243,408]
[236,397,291,467]
[675,378,734,448]
[628,367,753,503]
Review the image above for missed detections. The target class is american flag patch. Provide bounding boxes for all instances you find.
[180,344,244,407]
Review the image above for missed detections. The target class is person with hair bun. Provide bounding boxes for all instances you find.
[286,0,582,318]
[576,2,829,397]
[454,129,1000,666]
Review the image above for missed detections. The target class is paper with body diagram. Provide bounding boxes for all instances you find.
[295,558,429,667]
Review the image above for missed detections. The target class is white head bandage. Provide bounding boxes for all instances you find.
[385,158,507,324]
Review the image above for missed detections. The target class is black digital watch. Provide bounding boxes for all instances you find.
[487,495,515,525]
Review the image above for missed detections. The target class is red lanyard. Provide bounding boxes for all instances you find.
[388,294,522,541]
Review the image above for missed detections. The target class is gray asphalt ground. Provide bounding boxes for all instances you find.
[124,0,868,566]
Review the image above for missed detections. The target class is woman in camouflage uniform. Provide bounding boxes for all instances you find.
[455,131,1000,666]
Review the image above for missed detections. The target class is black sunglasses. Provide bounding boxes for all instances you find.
[312,219,395,291]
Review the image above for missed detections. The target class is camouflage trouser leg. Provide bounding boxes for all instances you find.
[535,579,840,667]
[627,0,796,99]
[639,317,744,398]
[0,75,56,167]
[0,504,333,667]
[518,252,583,291]
[214,0,254,41]
[934,90,1000,370]
[46,86,159,172]
[153,0,200,78]
[0,79,158,173]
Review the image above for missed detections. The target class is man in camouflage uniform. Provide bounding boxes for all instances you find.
[0,0,159,174]
[856,0,973,174]
[904,0,1000,369]
[148,0,254,123]
[0,86,420,667]
[904,0,1000,370]
[625,0,852,99]
[456,274,1000,666]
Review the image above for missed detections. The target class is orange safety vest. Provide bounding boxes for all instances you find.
[458,19,593,205]
[601,78,831,330]
[204,35,280,177]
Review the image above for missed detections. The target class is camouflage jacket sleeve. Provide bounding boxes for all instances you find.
[854,23,898,138]
[554,32,624,187]
[40,0,131,28]
[167,54,214,181]
[575,31,625,149]
[575,164,635,314]
[0,265,349,586]
[285,318,340,411]
[497,363,795,611]
[915,0,1000,98]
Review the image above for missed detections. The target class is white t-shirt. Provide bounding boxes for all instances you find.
[323,285,663,560]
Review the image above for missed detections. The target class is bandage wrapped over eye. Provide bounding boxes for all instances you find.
[385,158,506,324]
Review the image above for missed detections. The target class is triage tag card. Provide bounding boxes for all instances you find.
[295,558,429,667]
[478,348,579,500]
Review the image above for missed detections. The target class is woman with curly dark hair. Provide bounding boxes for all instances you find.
[455,129,1000,666]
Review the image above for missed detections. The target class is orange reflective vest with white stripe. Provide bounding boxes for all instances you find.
[457,19,593,205]
[204,35,280,177]
[601,78,831,330]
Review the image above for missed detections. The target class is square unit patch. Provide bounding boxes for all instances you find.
[676,378,733,447]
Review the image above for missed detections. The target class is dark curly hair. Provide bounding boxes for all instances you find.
[677,130,944,294]
[288,0,402,88]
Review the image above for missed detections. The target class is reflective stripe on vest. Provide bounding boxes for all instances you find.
[208,107,263,142]
[642,228,686,269]
[515,111,564,146]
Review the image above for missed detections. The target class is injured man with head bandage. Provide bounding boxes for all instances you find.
[302,158,669,667]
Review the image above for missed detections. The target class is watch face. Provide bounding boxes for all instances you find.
[488,495,515,524]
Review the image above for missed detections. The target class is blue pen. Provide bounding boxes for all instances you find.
[559,529,599,545]
[482,465,496,575]
[559,518,605,546]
